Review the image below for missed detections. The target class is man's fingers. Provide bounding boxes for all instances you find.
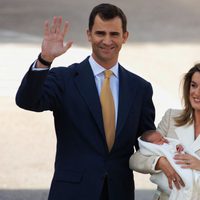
[44,20,50,36]
[55,16,62,33]
[44,17,69,37]
[50,17,56,33]
[42,16,72,57]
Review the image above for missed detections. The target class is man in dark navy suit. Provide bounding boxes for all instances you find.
[16,3,155,200]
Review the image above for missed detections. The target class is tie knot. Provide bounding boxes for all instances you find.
[104,70,112,79]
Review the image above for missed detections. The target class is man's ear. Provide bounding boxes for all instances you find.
[123,31,129,43]
[87,29,91,42]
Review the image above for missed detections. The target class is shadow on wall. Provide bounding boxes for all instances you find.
[0,189,155,200]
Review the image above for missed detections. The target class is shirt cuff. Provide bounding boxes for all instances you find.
[32,60,49,71]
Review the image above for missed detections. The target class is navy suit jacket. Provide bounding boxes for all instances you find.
[16,57,155,200]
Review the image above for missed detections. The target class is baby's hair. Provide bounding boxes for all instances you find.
[140,130,158,142]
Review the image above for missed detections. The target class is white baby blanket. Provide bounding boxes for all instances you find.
[138,137,200,200]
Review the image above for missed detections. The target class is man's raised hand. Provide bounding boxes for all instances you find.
[40,16,73,63]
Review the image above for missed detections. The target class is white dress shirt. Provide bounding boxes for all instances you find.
[89,56,119,126]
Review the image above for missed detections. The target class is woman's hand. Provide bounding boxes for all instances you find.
[37,16,73,67]
[174,153,200,170]
[155,156,185,190]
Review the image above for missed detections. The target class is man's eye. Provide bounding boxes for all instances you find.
[111,33,120,36]
[96,32,105,36]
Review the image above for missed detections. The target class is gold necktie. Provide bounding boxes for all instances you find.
[100,70,115,151]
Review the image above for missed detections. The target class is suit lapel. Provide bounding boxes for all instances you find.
[73,62,138,142]
[74,58,104,136]
[116,66,135,135]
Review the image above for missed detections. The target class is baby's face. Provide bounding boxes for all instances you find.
[150,133,169,145]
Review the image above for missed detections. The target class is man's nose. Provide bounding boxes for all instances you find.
[103,35,112,45]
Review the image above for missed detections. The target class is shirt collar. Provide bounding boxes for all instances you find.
[89,56,119,78]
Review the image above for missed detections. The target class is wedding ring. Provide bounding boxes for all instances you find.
[173,178,176,182]
[186,161,190,165]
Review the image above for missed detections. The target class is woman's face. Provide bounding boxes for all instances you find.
[189,72,200,112]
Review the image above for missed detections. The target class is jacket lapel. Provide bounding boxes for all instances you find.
[73,58,104,137]
[73,62,138,142]
[116,66,135,136]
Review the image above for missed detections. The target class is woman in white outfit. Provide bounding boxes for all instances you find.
[129,64,200,200]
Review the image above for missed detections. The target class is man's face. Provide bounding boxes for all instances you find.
[87,15,128,68]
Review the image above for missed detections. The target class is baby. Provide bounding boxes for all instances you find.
[138,131,197,199]
[140,131,184,153]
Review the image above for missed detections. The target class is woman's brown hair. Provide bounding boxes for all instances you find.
[175,63,200,126]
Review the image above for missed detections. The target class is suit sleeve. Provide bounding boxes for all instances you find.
[136,82,156,140]
[16,63,64,112]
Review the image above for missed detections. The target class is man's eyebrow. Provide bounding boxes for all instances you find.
[110,32,120,35]
[95,31,120,35]
[95,31,105,34]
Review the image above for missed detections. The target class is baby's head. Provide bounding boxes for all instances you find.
[141,130,168,145]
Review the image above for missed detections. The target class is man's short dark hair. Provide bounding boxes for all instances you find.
[88,3,127,33]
